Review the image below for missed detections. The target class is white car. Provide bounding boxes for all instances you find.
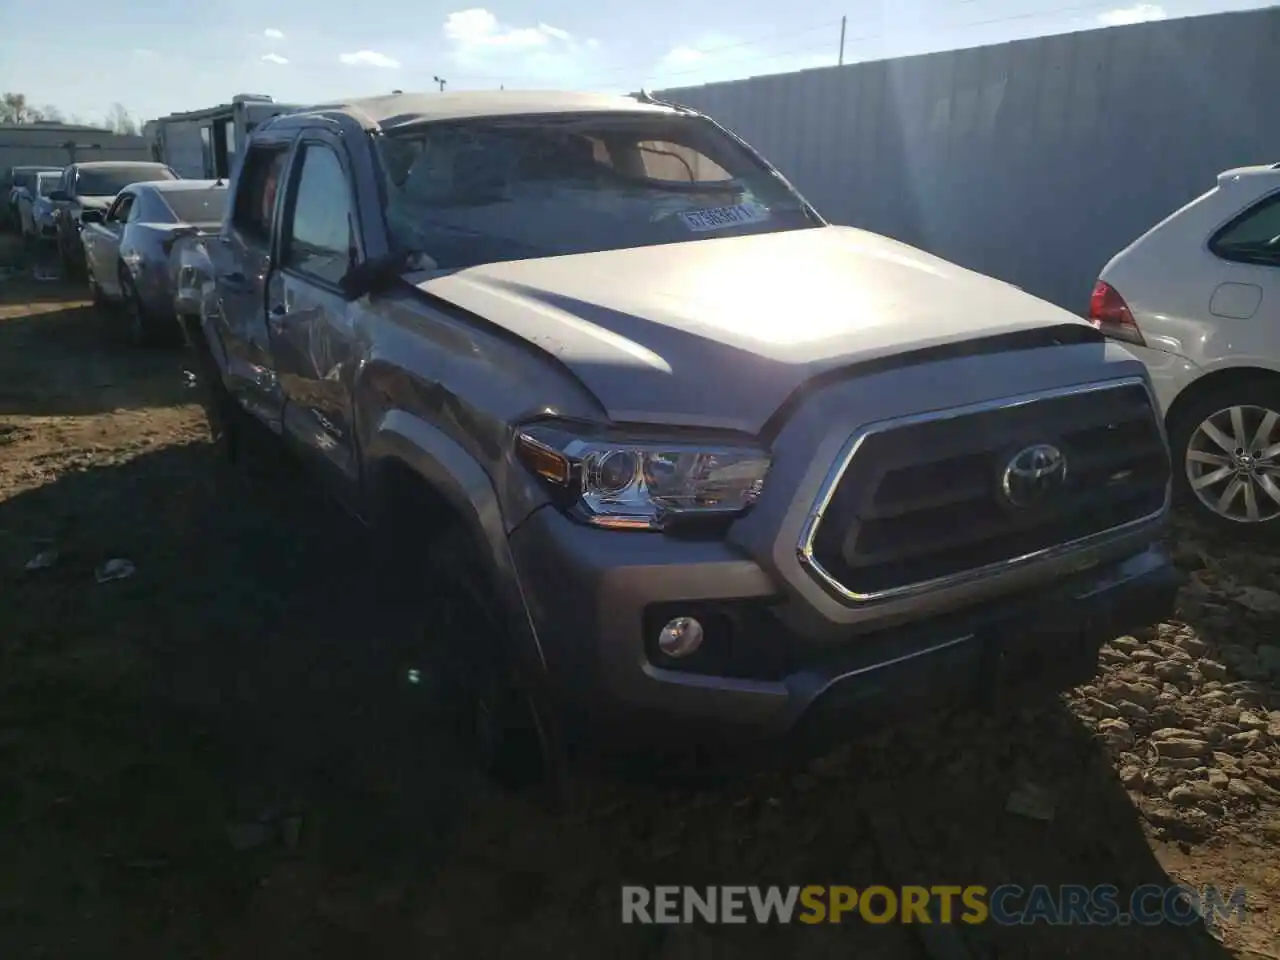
[1093,162,1280,533]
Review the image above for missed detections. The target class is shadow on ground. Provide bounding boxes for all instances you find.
[0,442,1243,959]
[0,294,191,416]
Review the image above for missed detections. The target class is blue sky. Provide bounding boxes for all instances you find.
[0,0,1268,126]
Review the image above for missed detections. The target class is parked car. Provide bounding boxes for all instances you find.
[81,179,227,344]
[4,165,62,233]
[1092,162,1280,534]
[49,161,178,274]
[17,170,64,242]
[177,90,1177,785]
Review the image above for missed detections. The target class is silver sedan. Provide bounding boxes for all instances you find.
[82,179,229,345]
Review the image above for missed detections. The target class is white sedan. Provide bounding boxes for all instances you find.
[1093,162,1280,533]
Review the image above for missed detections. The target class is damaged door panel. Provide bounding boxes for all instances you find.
[210,141,294,429]
[267,135,363,502]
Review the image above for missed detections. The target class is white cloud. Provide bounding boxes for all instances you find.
[261,52,289,65]
[1097,4,1166,25]
[444,8,574,54]
[660,46,706,68]
[338,49,402,68]
[263,27,285,39]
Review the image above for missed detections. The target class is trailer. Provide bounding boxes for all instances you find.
[143,94,306,180]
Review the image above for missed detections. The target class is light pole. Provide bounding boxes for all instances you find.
[433,76,447,92]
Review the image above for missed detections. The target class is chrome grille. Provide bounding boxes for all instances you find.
[802,379,1169,602]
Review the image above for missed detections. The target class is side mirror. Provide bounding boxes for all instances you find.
[80,209,104,224]
[48,190,68,203]
[340,251,409,301]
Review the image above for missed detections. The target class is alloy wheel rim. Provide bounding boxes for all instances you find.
[1186,404,1280,523]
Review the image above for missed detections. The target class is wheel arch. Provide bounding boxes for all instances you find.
[1165,365,1280,434]
[364,411,548,678]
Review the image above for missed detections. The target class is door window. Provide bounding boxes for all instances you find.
[231,144,289,243]
[1211,194,1280,266]
[281,143,355,286]
[107,194,134,223]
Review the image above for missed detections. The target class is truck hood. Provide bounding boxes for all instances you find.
[414,225,1093,434]
[75,195,115,210]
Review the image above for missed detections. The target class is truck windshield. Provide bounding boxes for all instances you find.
[162,188,228,224]
[376,112,817,270]
[36,173,61,196]
[76,165,176,196]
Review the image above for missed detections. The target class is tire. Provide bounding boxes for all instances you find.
[119,268,157,347]
[1169,378,1280,537]
[379,518,557,796]
[186,325,241,468]
[85,261,107,308]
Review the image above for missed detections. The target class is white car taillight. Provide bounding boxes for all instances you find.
[1088,280,1146,347]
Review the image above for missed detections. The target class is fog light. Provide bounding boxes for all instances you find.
[657,616,704,658]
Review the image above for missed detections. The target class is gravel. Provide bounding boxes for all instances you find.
[1068,530,1280,847]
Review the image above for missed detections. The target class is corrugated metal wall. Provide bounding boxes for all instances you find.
[0,127,152,172]
[658,6,1280,313]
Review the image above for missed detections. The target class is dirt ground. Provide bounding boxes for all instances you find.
[2,237,1279,960]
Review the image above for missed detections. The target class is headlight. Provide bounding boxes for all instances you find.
[516,421,770,531]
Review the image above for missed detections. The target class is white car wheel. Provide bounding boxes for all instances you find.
[1173,382,1280,534]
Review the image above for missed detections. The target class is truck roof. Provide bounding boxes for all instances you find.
[71,160,172,171]
[302,90,678,131]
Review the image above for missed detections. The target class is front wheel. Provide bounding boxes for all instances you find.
[85,261,107,308]
[119,268,159,346]
[382,521,558,795]
[1169,380,1280,537]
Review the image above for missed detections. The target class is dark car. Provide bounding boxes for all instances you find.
[49,161,178,273]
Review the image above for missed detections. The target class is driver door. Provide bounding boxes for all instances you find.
[84,192,134,296]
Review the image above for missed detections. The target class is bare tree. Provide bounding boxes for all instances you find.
[1,92,39,124]
[40,104,64,123]
[106,102,139,135]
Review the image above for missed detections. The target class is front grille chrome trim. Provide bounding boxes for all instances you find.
[796,376,1170,605]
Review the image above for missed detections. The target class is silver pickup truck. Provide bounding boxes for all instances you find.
[173,90,1179,786]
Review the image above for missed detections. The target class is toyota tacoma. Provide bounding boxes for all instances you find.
[172,90,1179,784]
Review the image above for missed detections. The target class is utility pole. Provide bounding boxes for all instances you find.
[433,75,447,92]
[838,15,847,66]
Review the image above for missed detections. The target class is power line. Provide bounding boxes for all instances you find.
[609,0,1166,90]
[18,0,1174,106]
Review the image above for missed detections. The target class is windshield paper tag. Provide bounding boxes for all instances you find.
[678,202,770,232]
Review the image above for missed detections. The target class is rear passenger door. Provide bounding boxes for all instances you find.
[209,140,292,428]
[266,133,362,500]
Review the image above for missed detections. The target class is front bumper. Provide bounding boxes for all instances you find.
[510,505,1179,750]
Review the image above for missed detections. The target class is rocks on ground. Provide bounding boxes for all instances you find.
[1070,535,1280,844]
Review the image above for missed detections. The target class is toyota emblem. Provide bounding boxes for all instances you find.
[1001,443,1068,507]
